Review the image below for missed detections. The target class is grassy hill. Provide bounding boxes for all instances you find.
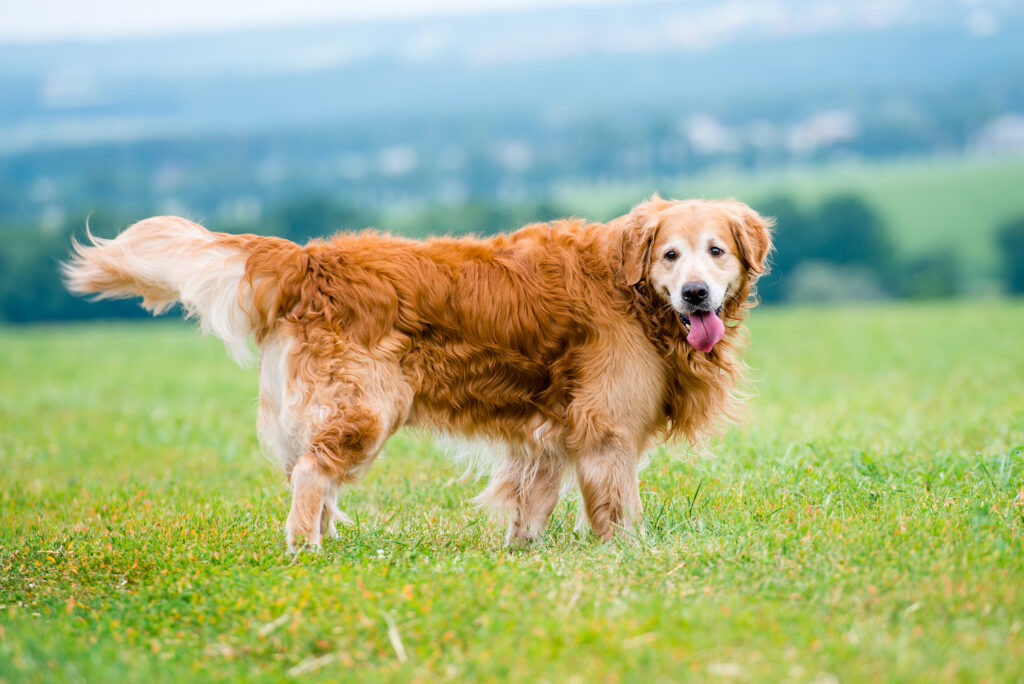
[2,303,1023,681]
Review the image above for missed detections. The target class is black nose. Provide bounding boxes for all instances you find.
[681,281,709,305]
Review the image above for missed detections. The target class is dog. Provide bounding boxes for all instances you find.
[62,196,773,550]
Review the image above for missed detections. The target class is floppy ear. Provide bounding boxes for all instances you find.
[729,203,775,277]
[618,198,662,286]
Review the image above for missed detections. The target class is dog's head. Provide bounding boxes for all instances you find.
[618,196,773,352]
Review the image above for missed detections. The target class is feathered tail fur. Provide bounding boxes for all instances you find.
[61,216,296,365]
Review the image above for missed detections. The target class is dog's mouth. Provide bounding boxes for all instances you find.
[677,306,725,352]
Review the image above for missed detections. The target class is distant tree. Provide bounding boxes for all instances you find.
[753,194,897,303]
[996,217,1024,294]
[752,196,816,303]
[266,197,375,243]
[0,218,148,323]
[900,249,962,299]
[399,201,567,239]
[814,194,894,273]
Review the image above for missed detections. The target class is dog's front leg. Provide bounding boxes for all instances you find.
[574,446,642,541]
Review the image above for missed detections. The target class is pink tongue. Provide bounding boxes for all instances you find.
[686,311,725,352]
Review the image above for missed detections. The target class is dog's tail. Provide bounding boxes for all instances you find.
[62,216,303,366]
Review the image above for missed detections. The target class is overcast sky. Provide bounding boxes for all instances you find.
[0,0,636,43]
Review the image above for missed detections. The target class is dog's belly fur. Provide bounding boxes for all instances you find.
[406,340,568,439]
[257,324,572,476]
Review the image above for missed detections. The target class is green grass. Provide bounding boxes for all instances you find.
[2,303,1023,682]
[558,156,1024,289]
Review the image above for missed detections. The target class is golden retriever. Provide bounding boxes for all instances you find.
[62,196,773,550]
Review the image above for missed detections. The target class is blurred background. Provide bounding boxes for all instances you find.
[2,0,1024,322]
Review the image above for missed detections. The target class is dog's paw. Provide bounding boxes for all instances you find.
[286,508,323,554]
[287,540,322,555]
[504,521,544,550]
[286,532,322,555]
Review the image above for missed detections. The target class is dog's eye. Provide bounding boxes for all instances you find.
[664,250,677,262]
[709,246,724,257]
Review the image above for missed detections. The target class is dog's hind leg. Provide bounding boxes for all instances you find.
[286,403,386,552]
[478,443,566,546]
[255,332,355,549]
[283,345,413,552]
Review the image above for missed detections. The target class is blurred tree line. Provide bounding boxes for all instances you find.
[755,195,963,303]
[1,194,1022,323]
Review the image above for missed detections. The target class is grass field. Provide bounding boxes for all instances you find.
[2,303,1023,682]
[558,156,1024,291]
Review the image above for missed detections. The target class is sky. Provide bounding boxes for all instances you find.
[0,0,635,43]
